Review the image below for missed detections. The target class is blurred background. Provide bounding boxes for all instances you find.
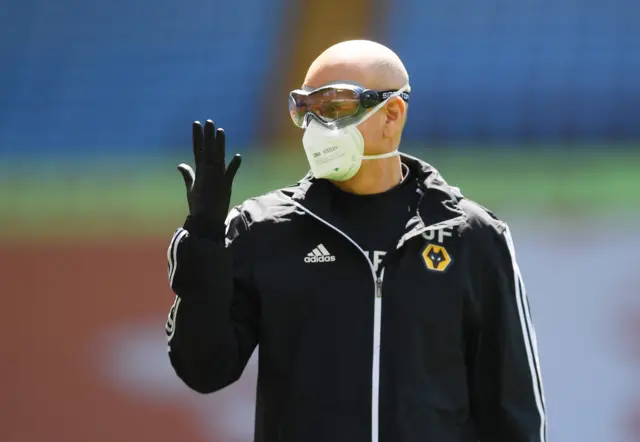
[1,0,638,440]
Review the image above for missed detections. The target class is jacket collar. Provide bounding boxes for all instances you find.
[285,153,467,244]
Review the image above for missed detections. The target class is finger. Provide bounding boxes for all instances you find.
[192,121,205,168]
[213,127,227,170]
[177,163,195,191]
[225,154,242,184]
[203,120,220,168]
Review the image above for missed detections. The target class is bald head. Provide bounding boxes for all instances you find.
[303,40,409,90]
[298,40,410,181]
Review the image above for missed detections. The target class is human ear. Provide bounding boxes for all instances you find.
[383,97,407,138]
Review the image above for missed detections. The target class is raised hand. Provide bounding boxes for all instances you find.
[177,120,241,240]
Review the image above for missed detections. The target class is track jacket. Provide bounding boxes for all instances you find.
[165,154,547,442]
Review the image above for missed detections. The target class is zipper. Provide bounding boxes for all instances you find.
[371,270,384,442]
[291,200,381,442]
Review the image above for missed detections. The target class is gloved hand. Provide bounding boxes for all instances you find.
[177,120,242,241]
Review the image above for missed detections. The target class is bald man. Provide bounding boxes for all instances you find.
[165,40,547,442]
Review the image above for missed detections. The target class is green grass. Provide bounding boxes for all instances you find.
[1,145,638,240]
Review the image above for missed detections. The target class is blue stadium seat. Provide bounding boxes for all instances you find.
[382,0,640,143]
[0,0,287,156]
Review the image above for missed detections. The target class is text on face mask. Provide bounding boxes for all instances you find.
[323,146,338,154]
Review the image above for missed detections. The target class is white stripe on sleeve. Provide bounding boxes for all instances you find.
[166,295,181,345]
[167,228,189,287]
[166,228,182,278]
[503,226,547,441]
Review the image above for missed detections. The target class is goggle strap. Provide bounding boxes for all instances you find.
[356,84,410,127]
[375,90,411,103]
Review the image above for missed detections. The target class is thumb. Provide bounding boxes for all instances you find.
[225,154,242,184]
[177,163,195,192]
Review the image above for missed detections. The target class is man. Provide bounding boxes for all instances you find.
[165,40,547,442]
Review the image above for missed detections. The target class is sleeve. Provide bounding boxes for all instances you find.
[469,223,547,442]
[164,207,260,394]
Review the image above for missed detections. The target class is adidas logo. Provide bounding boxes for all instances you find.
[304,243,336,263]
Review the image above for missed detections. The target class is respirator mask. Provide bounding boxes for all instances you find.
[288,82,410,181]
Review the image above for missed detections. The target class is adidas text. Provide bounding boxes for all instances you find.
[304,255,336,263]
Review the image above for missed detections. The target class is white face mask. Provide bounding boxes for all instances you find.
[302,84,409,181]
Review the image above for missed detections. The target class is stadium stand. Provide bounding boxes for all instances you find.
[0,0,288,155]
[0,0,637,155]
[384,0,640,143]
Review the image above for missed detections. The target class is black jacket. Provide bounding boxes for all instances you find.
[165,154,547,442]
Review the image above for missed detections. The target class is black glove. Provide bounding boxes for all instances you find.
[177,120,242,241]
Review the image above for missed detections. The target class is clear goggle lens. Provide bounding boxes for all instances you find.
[288,84,410,128]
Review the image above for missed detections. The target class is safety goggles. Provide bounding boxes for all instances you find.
[289,82,410,129]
